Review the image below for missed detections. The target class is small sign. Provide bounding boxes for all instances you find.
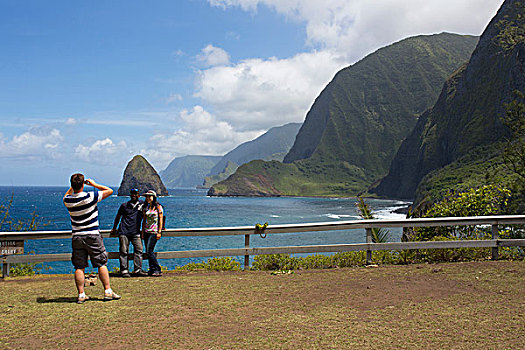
[0,240,24,255]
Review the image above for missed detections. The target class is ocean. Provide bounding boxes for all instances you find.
[0,186,410,274]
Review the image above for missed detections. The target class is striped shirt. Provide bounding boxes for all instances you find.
[63,191,102,236]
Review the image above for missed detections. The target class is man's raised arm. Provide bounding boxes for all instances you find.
[85,179,113,200]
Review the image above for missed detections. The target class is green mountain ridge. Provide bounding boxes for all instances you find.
[161,123,301,189]
[209,32,479,197]
[372,0,525,204]
[208,123,301,177]
[203,161,240,188]
[160,155,222,188]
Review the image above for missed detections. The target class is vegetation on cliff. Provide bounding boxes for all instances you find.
[373,0,525,211]
[210,33,479,197]
[203,123,301,188]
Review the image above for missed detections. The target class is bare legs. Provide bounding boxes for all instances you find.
[75,265,111,294]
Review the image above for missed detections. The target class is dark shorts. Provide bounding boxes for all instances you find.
[71,234,108,269]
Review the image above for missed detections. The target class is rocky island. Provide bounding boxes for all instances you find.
[117,155,168,196]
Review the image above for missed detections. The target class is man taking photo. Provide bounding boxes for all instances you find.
[63,173,121,303]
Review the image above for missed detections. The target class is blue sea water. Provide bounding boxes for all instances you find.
[0,186,410,274]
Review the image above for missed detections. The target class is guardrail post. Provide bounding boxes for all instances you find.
[1,258,8,278]
[244,234,250,269]
[365,228,372,265]
[491,224,499,260]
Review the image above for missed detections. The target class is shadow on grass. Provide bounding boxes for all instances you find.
[36,297,106,304]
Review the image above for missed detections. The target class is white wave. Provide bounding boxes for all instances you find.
[374,209,406,220]
[270,215,280,218]
[323,213,358,220]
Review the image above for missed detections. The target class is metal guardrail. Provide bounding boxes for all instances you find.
[1,215,525,277]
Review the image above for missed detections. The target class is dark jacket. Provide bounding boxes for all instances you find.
[113,200,144,236]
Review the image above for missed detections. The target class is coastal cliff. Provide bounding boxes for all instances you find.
[160,155,222,189]
[372,0,525,202]
[209,33,479,197]
[203,123,302,188]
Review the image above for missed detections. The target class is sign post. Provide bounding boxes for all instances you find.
[1,240,24,278]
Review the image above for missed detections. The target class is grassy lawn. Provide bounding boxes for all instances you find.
[0,260,523,349]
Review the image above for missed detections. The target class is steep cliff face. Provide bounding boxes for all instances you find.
[118,155,168,196]
[208,123,302,176]
[210,33,479,197]
[203,123,301,188]
[372,0,525,200]
[207,160,283,197]
[160,155,221,188]
[284,32,479,175]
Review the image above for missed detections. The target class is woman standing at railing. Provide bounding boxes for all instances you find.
[142,190,163,277]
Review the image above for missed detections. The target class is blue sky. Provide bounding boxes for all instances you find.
[0,0,504,185]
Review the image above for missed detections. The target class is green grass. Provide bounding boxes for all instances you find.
[1,261,523,349]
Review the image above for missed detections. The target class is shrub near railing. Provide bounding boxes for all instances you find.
[176,257,241,271]
[411,185,512,241]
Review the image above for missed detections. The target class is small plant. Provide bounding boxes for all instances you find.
[203,257,241,271]
[8,251,45,277]
[356,197,392,243]
[176,257,241,271]
[252,254,299,271]
[9,262,40,277]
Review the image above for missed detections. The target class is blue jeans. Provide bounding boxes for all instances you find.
[118,234,143,272]
[144,232,161,273]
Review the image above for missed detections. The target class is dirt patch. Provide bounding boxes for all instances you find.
[1,261,524,349]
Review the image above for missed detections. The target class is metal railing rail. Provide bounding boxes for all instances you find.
[2,215,525,277]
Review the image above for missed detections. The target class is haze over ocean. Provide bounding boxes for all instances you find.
[1,186,408,274]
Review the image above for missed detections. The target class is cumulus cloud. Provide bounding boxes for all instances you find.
[195,50,346,130]
[210,0,503,62]
[74,138,131,166]
[0,127,64,161]
[144,106,262,166]
[196,44,231,67]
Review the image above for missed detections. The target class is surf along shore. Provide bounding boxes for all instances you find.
[1,260,523,349]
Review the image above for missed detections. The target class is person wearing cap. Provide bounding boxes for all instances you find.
[142,190,163,276]
[111,189,147,277]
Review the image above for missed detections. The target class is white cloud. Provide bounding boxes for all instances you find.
[74,138,131,166]
[196,44,231,67]
[66,118,77,125]
[165,93,183,104]
[210,0,503,62]
[0,127,64,160]
[188,0,503,142]
[172,49,185,58]
[195,50,347,130]
[144,106,262,167]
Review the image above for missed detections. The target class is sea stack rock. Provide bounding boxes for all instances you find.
[118,155,168,196]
